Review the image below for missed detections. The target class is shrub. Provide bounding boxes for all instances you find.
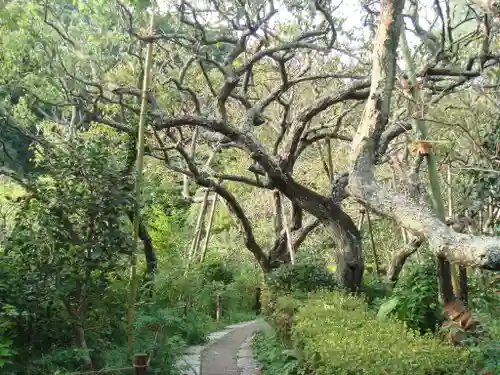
[292,291,470,375]
[377,263,443,333]
[265,261,337,294]
[197,261,234,284]
[359,272,391,305]
[253,330,305,375]
[271,295,301,341]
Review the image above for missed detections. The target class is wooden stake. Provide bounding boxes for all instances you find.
[216,294,221,322]
[280,192,296,264]
[134,354,148,375]
[357,208,365,229]
[365,208,380,275]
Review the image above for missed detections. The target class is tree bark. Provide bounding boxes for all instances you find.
[126,210,157,275]
[272,177,363,292]
[75,321,93,370]
[347,0,500,272]
[474,0,500,17]
[272,190,283,239]
[361,209,378,274]
[437,256,455,303]
[268,218,320,266]
[386,235,424,284]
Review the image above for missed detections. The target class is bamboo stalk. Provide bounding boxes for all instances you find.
[400,26,455,303]
[128,10,155,355]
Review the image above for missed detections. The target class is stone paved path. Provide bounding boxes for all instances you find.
[177,319,268,375]
[201,321,265,375]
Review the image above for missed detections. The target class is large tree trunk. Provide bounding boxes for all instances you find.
[273,177,363,292]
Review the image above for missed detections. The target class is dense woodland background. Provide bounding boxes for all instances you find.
[0,0,499,374]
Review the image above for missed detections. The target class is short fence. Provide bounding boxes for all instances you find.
[66,354,150,375]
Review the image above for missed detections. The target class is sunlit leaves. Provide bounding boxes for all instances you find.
[7,123,133,313]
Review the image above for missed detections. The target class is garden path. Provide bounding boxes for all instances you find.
[177,319,269,375]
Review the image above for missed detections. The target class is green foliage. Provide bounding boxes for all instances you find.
[292,291,470,375]
[0,123,258,373]
[197,260,235,284]
[0,1,498,374]
[464,272,500,374]
[265,261,338,294]
[377,263,442,333]
[0,126,135,374]
[253,331,306,375]
[359,272,391,305]
[0,303,17,369]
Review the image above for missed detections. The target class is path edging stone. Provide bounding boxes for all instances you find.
[236,333,261,375]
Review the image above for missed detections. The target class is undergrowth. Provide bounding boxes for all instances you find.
[253,330,306,375]
[259,261,500,375]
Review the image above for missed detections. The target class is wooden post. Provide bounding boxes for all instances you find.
[357,208,365,229]
[216,294,221,322]
[365,209,380,275]
[134,354,148,375]
[279,192,295,264]
[254,287,262,316]
[477,209,487,289]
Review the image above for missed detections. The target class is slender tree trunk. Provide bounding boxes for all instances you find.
[64,298,93,370]
[325,137,334,183]
[358,209,365,229]
[478,210,487,287]
[459,266,469,304]
[447,164,468,304]
[316,142,331,180]
[188,189,210,264]
[447,165,461,298]
[75,321,93,370]
[200,193,218,263]
[272,190,283,239]
[386,235,424,284]
[437,257,455,303]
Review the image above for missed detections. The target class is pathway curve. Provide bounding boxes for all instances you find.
[177,319,268,375]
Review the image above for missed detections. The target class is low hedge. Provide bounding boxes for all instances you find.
[290,291,470,375]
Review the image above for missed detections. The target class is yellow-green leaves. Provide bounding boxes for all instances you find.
[232,57,242,68]
[291,291,470,375]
